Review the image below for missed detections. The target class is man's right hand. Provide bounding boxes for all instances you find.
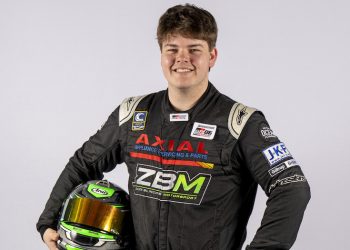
[43,228,59,250]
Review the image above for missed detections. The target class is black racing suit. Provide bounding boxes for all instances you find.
[37,83,310,250]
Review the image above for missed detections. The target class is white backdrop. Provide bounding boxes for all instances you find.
[1,0,349,249]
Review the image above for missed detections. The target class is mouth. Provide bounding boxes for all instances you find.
[173,68,194,73]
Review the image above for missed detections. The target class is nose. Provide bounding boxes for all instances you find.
[176,50,190,63]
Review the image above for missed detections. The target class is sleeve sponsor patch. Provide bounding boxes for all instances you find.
[262,142,292,166]
[268,174,307,193]
[259,123,278,142]
[268,158,298,177]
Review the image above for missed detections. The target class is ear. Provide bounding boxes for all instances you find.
[209,48,218,68]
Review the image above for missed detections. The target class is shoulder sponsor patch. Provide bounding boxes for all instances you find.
[132,111,148,131]
[236,106,248,125]
[119,95,147,126]
[268,158,298,177]
[263,142,292,166]
[170,113,189,121]
[228,103,256,140]
[259,123,278,142]
[191,122,217,140]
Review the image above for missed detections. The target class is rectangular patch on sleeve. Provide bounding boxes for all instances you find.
[263,142,292,166]
[268,158,298,176]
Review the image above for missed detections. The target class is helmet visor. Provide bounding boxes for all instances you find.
[60,197,126,236]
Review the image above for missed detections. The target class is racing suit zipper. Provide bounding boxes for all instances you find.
[157,115,193,250]
[158,117,169,250]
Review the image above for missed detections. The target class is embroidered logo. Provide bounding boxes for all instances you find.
[236,106,247,125]
[170,113,189,121]
[132,111,148,131]
[191,122,217,140]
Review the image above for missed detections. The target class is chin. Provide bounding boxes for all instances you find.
[168,77,195,88]
[170,82,195,90]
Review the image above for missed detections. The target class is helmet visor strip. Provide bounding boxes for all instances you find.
[61,197,125,236]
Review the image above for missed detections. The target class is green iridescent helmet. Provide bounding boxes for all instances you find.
[57,180,132,250]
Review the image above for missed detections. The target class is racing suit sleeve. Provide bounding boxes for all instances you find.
[237,112,311,250]
[36,107,124,239]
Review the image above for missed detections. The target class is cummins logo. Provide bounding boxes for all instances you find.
[132,164,211,205]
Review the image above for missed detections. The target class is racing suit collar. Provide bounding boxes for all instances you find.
[162,81,218,122]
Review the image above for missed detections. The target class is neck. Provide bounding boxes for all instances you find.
[168,82,209,111]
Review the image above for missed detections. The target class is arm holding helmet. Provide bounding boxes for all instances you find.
[36,106,124,242]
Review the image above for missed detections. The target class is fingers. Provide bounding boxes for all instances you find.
[43,228,59,250]
[46,240,59,250]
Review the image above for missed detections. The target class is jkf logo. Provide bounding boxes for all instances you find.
[132,164,211,205]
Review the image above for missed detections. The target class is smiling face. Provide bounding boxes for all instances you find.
[161,35,218,92]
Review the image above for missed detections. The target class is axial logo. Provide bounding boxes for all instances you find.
[132,164,211,205]
[91,188,108,196]
[135,134,208,154]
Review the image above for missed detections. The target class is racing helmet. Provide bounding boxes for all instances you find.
[57,180,131,250]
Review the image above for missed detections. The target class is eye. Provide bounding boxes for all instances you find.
[189,48,201,54]
[167,49,178,53]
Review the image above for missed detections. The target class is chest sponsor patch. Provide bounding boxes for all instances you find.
[268,158,298,177]
[132,164,211,205]
[263,142,292,166]
[170,113,189,121]
[190,122,217,140]
[130,133,215,169]
[132,111,148,131]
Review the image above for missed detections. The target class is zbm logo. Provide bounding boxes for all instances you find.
[132,164,211,205]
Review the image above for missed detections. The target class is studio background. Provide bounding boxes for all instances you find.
[1,0,349,249]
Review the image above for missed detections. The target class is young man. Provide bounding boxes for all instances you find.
[37,4,310,250]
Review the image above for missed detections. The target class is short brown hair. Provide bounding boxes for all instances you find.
[157,4,218,50]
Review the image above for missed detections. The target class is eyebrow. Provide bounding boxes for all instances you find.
[164,44,204,48]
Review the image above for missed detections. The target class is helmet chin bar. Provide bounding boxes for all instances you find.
[68,230,102,247]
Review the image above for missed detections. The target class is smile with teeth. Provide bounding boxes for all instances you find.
[174,68,194,73]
